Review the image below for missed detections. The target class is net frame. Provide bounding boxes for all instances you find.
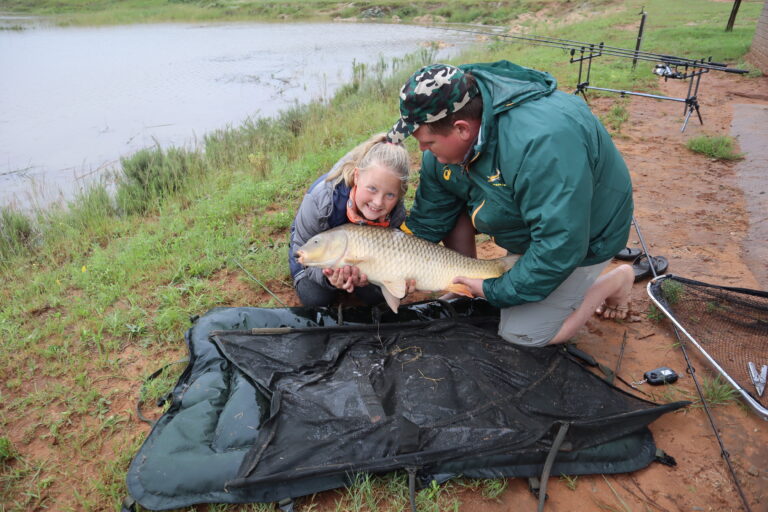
[647,274,768,420]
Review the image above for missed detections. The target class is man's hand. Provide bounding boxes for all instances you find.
[451,276,485,298]
[323,266,369,293]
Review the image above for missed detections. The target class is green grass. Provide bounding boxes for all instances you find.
[686,135,745,160]
[660,279,685,305]
[0,0,592,26]
[646,303,665,323]
[0,207,37,262]
[458,477,508,501]
[0,0,762,509]
[698,375,739,407]
[560,474,579,491]
[654,374,739,408]
[600,99,631,135]
[322,473,464,512]
[0,436,18,464]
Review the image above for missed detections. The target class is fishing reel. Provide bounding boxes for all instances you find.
[653,63,685,80]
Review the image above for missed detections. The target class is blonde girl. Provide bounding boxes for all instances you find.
[288,133,410,307]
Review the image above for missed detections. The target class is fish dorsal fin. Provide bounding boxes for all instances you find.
[494,253,520,272]
[379,280,407,314]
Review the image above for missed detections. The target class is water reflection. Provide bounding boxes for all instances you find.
[0,21,475,208]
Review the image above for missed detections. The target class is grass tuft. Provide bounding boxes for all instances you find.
[561,474,579,491]
[646,303,665,323]
[0,436,18,464]
[699,374,739,407]
[686,135,744,160]
[600,100,630,135]
[660,279,684,305]
[116,144,207,214]
[0,207,37,264]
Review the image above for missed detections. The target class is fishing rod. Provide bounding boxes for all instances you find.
[434,26,747,73]
[432,24,748,131]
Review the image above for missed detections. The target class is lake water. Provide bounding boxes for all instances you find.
[0,20,476,208]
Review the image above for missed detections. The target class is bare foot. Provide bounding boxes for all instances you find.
[596,303,630,320]
[595,264,634,320]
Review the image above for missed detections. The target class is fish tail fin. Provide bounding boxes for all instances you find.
[445,283,474,298]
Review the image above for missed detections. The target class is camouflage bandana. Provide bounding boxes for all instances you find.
[386,64,479,144]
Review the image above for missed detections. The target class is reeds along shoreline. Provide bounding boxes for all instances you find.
[0,46,439,269]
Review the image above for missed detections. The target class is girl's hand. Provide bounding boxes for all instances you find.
[324,266,369,293]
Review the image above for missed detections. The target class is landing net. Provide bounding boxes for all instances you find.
[647,275,768,419]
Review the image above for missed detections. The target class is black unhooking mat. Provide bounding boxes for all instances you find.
[126,299,687,510]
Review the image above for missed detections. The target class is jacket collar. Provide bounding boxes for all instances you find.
[346,186,391,227]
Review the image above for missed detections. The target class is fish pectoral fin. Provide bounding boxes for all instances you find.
[380,280,407,299]
[445,283,474,298]
[379,286,401,314]
[379,281,407,314]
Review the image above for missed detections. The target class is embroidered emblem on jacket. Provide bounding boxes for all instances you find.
[487,169,506,186]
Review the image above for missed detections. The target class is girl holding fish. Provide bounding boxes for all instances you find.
[288,133,410,307]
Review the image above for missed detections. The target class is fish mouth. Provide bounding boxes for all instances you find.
[296,229,349,268]
[295,249,336,267]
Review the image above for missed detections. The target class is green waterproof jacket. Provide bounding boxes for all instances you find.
[404,60,633,308]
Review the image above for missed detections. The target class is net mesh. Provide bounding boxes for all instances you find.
[648,275,768,409]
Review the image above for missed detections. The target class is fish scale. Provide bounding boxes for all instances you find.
[296,224,519,313]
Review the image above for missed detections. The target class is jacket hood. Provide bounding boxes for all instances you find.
[460,60,557,113]
[459,61,557,156]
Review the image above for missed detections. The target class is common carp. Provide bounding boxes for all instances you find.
[295,224,519,313]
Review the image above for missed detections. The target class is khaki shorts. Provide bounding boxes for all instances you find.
[497,260,610,347]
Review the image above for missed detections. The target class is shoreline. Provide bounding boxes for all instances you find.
[0,20,473,211]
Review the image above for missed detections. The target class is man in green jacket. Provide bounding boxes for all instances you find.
[387,61,635,347]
